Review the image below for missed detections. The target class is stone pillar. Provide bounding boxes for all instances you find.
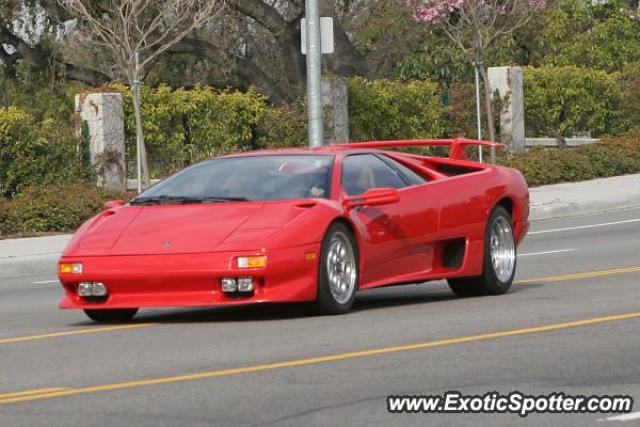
[488,66,525,153]
[75,93,126,191]
[322,77,350,144]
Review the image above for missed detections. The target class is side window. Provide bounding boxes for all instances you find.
[381,156,428,186]
[342,154,406,196]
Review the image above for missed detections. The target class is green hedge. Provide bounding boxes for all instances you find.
[615,62,640,134]
[0,184,130,236]
[348,77,445,141]
[0,107,92,198]
[502,137,640,187]
[524,66,621,138]
[108,84,272,177]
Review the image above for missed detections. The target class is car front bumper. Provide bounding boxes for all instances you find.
[58,245,320,309]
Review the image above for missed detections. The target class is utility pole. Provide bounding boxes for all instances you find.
[304,0,324,147]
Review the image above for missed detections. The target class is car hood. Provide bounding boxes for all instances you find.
[67,201,322,256]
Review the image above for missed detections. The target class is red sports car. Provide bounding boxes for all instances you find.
[58,139,529,322]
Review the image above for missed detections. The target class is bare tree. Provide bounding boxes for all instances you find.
[58,0,226,190]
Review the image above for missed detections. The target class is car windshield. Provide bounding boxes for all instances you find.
[131,155,334,205]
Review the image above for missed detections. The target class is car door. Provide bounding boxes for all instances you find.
[341,153,438,286]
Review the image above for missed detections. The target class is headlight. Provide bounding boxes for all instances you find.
[221,278,237,292]
[237,277,254,292]
[78,282,108,297]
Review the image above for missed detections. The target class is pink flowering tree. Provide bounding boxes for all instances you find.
[407,0,545,154]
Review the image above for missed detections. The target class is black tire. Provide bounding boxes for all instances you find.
[314,223,359,315]
[83,308,139,322]
[447,206,516,297]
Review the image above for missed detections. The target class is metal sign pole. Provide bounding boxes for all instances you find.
[134,51,143,193]
[304,0,324,147]
[474,63,483,163]
[473,36,483,163]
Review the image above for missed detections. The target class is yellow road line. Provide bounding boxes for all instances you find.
[1,311,639,406]
[0,388,68,399]
[0,323,156,345]
[517,266,640,284]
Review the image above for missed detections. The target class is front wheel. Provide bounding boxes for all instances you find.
[83,308,139,323]
[448,206,516,297]
[314,223,359,315]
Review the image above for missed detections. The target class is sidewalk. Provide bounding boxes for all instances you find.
[529,173,640,221]
[0,234,72,279]
[1,173,639,279]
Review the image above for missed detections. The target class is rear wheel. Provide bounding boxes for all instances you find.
[448,206,516,297]
[315,223,359,315]
[83,308,139,322]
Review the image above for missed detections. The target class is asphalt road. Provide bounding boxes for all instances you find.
[1,208,640,426]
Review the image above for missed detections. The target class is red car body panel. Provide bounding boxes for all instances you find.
[58,140,529,310]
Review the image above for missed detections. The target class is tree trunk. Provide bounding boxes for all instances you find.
[478,64,496,163]
[131,84,151,190]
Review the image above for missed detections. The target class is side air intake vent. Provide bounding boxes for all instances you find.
[442,239,466,269]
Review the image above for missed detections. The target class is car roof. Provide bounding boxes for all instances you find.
[216,145,398,158]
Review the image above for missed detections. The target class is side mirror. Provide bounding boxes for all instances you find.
[344,188,400,209]
[104,200,124,210]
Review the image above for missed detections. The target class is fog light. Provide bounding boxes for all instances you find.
[221,278,237,293]
[237,256,266,269]
[60,263,83,274]
[91,283,108,297]
[237,277,254,292]
[78,282,107,297]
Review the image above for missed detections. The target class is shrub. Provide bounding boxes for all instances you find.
[0,66,83,123]
[255,102,307,149]
[614,62,640,134]
[538,0,640,73]
[0,107,91,198]
[348,77,445,141]
[524,66,621,138]
[442,83,506,140]
[0,200,16,235]
[108,84,273,177]
[501,137,640,187]
[0,184,130,236]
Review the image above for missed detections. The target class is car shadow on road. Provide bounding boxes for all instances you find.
[352,281,541,312]
[70,281,541,326]
[132,284,456,324]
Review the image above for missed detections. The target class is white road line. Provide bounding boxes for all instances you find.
[518,249,577,257]
[529,218,640,235]
[602,412,640,422]
[32,280,59,285]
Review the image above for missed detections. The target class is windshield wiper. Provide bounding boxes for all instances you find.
[130,196,204,205]
[130,195,248,205]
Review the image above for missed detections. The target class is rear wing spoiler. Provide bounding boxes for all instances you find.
[344,139,505,160]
